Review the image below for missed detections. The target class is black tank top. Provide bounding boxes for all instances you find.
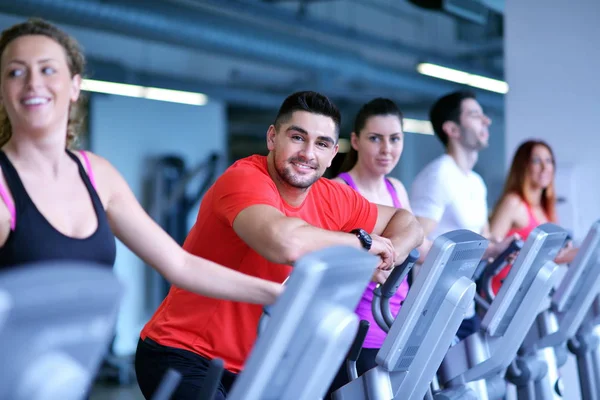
[0,150,116,268]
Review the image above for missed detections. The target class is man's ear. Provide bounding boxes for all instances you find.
[266,125,277,151]
[442,120,460,141]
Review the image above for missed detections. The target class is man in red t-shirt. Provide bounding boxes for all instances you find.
[135,91,424,399]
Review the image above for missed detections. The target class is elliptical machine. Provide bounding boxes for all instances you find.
[152,245,381,400]
[0,261,123,400]
[570,295,600,400]
[434,223,569,400]
[342,249,421,384]
[507,220,600,399]
[333,229,489,400]
[229,245,381,400]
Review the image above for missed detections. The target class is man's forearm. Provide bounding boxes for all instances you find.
[381,209,424,264]
[277,218,363,264]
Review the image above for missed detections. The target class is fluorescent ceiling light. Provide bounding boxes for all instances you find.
[417,62,509,94]
[81,79,432,135]
[81,79,208,106]
[404,118,434,135]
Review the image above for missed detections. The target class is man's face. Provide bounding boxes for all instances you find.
[267,110,339,189]
[457,98,492,151]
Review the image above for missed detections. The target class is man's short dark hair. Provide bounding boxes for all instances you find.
[274,91,341,138]
[429,90,476,147]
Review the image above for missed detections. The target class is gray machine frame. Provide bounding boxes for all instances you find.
[570,296,600,400]
[510,220,600,399]
[333,229,489,400]
[435,223,569,400]
[0,261,123,400]
[227,245,378,400]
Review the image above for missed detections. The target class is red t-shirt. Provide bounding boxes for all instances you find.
[140,155,378,373]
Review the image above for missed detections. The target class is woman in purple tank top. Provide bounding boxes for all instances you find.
[327,98,423,397]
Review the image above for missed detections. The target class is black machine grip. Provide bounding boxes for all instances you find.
[346,320,370,381]
[477,239,524,304]
[348,320,370,362]
[379,249,420,298]
[475,239,524,281]
[372,248,420,332]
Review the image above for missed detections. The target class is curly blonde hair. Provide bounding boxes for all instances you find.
[0,18,86,148]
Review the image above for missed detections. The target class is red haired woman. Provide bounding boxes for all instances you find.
[489,140,577,293]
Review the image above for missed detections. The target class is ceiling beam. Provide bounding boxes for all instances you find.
[0,0,504,110]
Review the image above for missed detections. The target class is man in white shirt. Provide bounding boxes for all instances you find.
[410,90,515,339]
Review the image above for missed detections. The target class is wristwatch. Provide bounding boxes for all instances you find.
[351,228,372,251]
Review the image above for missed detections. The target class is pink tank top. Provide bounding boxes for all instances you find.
[337,172,410,348]
[492,200,543,294]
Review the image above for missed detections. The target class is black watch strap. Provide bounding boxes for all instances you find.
[351,228,372,251]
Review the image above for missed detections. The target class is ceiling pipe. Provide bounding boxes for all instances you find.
[0,0,503,109]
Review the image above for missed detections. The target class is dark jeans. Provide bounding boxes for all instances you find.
[325,347,380,399]
[135,338,237,400]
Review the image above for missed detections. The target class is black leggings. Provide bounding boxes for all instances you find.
[325,347,380,399]
[135,338,237,400]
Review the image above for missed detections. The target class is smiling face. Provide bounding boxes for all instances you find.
[267,110,339,189]
[526,144,555,190]
[352,114,403,176]
[0,34,81,137]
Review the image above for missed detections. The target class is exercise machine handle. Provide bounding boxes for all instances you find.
[477,239,524,305]
[345,320,370,381]
[473,239,523,281]
[372,248,420,332]
[380,249,420,298]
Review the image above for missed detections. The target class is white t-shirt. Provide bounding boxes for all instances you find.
[410,154,488,318]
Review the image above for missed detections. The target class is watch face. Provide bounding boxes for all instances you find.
[363,234,372,248]
[352,229,371,250]
[359,229,371,249]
